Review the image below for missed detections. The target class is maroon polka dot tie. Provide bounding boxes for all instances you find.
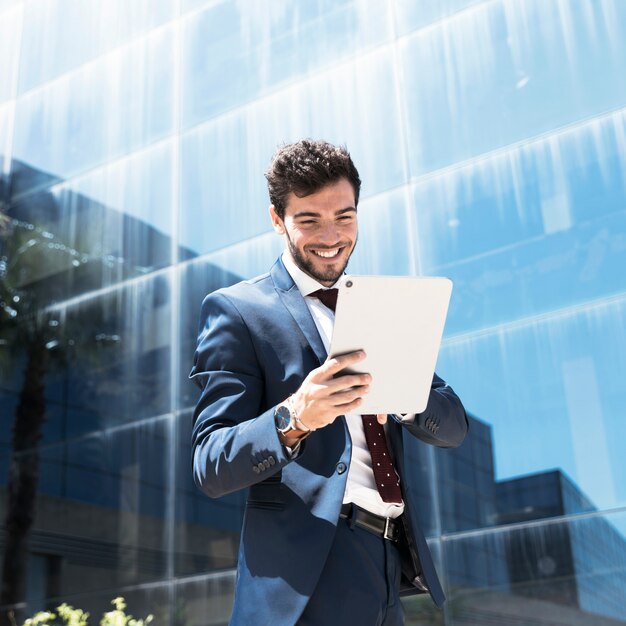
[308,288,403,504]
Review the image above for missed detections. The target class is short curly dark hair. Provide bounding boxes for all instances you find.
[265,139,361,219]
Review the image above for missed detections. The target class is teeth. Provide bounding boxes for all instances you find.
[313,249,340,258]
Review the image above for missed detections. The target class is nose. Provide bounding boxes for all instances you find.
[317,221,341,244]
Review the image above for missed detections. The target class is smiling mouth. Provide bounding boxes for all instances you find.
[312,248,341,258]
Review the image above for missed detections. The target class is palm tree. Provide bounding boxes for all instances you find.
[0,205,86,626]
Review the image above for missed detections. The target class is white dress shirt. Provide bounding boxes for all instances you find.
[282,251,405,519]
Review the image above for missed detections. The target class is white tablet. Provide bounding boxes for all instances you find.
[329,275,453,415]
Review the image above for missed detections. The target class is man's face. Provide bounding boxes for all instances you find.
[269,178,358,287]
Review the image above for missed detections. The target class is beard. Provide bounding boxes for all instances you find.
[285,231,356,286]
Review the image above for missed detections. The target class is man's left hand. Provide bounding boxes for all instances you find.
[376,414,387,425]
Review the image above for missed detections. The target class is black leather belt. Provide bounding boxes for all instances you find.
[339,503,400,542]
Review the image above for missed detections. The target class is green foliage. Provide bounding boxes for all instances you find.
[21,598,153,626]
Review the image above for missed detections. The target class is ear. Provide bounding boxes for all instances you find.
[269,205,285,235]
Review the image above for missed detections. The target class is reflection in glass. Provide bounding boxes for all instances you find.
[350,188,416,276]
[12,26,175,193]
[180,47,405,255]
[6,142,188,309]
[18,0,174,94]
[182,0,391,127]
[439,297,626,512]
[0,101,15,178]
[442,511,626,624]
[175,411,244,577]
[4,417,172,610]
[392,0,484,37]
[1,0,625,622]
[174,572,236,626]
[400,0,626,175]
[45,272,174,439]
[414,108,626,334]
[0,3,22,104]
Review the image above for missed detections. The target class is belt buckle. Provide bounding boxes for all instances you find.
[383,517,395,541]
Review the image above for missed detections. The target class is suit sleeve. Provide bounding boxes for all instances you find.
[190,291,292,499]
[393,373,468,448]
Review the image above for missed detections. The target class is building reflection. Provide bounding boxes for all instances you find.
[432,415,626,624]
[1,160,625,625]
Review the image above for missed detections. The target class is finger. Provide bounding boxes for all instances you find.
[327,372,372,391]
[330,385,370,404]
[321,351,366,376]
[333,396,364,414]
[376,413,387,424]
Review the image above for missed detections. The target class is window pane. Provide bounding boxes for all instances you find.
[0,272,174,447]
[175,411,244,577]
[414,108,626,334]
[5,419,172,607]
[18,0,174,93]
[393,0,484,36]
[0,3,22,103]
[8,141,177,304]
[440,511,626,624]
[182,0,391,127]
[400,0,626,175]
[180,47,405,255]
[439,297,626,513]
[12,26,174,194]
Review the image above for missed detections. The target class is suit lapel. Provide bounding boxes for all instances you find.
[271,257,328,366]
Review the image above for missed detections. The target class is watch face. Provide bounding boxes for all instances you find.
[274,405,292,432]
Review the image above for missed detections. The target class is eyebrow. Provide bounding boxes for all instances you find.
[293,207,357,219]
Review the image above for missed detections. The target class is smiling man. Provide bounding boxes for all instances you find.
[190,139,468,625]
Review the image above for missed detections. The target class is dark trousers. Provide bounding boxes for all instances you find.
[298,516,405,625]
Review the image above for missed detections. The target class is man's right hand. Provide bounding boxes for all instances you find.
[289,351,371,431]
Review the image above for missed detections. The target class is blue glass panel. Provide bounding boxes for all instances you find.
[18,0,174,93]
[182,0,349,19]
[413,109,626,333]
[0,389,17,486]
[180,47,405,255]
[7,141,178,309]
[14,271,175,445]
[2,418,172,607]
[174,573,236,626]
[433,414,499,534]
[182,0,392,126]
[400,0,626,175]
[0,0,21,12]
[0,3,22,103]
[181,0,212,12]
[350,188,416,276]
[393,0,485,36]
[0,100,14,176]
[416,109,626,270]
[175,411,244,575]
[12,26,174,193]
[439,296,626,512]
[177,237,280,411]
[441,209,626,335]
[441,511,626,624]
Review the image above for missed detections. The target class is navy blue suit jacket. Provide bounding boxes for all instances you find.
[191,257,468,624]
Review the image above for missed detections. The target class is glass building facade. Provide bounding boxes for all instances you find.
[1,1,625,624]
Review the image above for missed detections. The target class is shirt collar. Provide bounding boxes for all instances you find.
[281,250,344,297]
